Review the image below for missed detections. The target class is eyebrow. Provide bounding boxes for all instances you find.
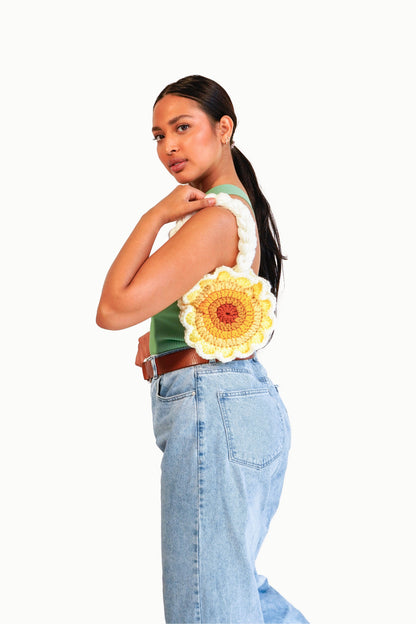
[152,114,194,133]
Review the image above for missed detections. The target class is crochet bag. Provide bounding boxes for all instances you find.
[169,192,276,363]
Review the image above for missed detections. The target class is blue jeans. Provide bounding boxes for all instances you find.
[150,354,309,624]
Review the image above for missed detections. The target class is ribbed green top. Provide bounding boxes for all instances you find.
[149,185,252,356]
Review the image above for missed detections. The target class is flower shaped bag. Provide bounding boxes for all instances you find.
[170,192,276,363]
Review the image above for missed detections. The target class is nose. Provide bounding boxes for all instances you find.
[165,137,178,155]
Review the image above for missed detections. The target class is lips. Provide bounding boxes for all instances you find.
[169,159,187,174]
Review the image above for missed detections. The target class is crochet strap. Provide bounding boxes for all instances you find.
[169,192,257,272]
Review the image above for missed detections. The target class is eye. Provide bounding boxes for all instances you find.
[177,123,190,133]
[152,133,164,142]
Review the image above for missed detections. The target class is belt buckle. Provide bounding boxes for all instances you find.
[142,355,158,382]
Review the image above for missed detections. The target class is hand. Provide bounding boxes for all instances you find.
[152,185,217,224]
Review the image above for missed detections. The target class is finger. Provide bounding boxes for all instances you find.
[184,187,207,202]
[188,197,217,210]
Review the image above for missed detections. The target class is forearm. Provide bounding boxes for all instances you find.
[96,205,165,325]
[96,186,217,330]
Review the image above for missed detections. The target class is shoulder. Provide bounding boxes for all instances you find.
[179,204,238,235]
[168,204,239,268]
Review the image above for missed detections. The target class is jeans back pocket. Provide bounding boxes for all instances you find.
[218,386,286,469]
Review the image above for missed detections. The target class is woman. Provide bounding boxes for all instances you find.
[97,75,309,624]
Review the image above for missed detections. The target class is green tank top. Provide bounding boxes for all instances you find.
[149,185,253,355]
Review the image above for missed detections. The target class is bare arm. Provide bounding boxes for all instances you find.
[96,185,239,330]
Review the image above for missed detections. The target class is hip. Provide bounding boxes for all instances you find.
[150,355,292,468]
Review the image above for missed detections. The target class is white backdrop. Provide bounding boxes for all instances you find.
[1,1,415,623]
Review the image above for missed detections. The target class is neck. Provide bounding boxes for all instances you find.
[191,151,243,194]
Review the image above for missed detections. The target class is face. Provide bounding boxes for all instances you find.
[152,94,224,188]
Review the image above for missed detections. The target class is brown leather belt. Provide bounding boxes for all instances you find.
[140,347,254,381]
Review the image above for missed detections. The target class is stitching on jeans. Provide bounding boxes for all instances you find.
[217,388,285,470]
[197,367,255,375]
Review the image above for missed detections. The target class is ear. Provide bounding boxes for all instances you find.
[218,115,234,145]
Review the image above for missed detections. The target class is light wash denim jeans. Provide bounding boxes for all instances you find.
[150,354,309,624]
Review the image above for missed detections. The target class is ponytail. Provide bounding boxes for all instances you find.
[231,146,286,298]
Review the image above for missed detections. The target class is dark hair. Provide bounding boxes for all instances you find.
[154,75,287,299]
